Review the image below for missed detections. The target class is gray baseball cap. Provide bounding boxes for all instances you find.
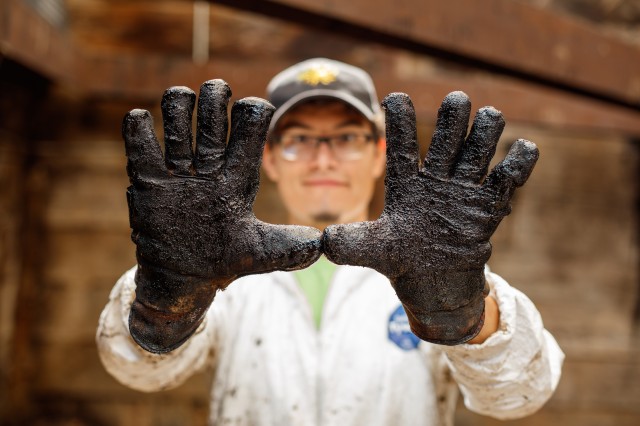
[266,58,381,133]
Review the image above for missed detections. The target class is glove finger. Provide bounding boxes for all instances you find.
[224,97,275,200]
[122,109,167,182]
[234,221,322,274]
[424,91,471,178]
[323,220,389,272]
[483,139,539,213]
[194,79,231,178]
[161,86,196,176]
[381,93,420,184]
[453,106,505,184]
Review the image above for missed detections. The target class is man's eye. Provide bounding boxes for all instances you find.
[336,134,358,144]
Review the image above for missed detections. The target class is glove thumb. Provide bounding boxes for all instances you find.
[245,222,323,273]
[323,221,386,271]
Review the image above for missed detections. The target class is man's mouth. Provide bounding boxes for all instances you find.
[303,179,348,187]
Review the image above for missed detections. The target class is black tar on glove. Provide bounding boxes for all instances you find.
[123,80,322,354]
[323,91,539,345]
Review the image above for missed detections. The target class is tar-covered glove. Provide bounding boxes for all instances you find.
[123,80,322,354]
[323,91,538,345]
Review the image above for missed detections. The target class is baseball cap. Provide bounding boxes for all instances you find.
[266,58,382,133]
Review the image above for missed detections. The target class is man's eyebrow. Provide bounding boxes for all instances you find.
[335,119,367,128]
[276,120,312,133]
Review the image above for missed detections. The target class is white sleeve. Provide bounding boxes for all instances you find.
[440,268,565,420]
[96,266,220,392]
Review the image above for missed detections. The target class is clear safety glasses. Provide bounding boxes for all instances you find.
[274,133,376,162]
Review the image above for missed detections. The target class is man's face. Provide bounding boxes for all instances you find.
[262,101,386,229]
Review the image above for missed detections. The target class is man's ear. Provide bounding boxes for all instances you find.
[262,142,280,182]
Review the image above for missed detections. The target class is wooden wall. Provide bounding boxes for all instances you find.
[1,1,639,425]
[1,72,638,425]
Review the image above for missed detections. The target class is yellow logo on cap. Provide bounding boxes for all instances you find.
[297,64,338,86]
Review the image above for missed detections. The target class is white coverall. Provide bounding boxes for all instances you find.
[97,265,564,426]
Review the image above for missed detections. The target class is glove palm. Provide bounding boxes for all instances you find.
[124,80,322,353]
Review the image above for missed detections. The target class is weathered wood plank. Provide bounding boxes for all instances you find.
[218,0,640,108]
[455,407,640,426]
[76,53,640,136]
[33,342,211,399]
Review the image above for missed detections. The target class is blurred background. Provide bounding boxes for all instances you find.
[1,0,639,424]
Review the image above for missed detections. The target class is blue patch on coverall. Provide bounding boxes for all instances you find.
[388,305,420,350]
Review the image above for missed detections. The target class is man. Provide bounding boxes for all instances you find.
[97,58,564,425]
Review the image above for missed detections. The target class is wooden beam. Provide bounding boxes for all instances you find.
[212,0,640,109]
[5,0,640,134]
[76,54,640,136]
[0,0,73,82]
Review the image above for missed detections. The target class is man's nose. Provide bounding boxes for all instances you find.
[313,141,338,169]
